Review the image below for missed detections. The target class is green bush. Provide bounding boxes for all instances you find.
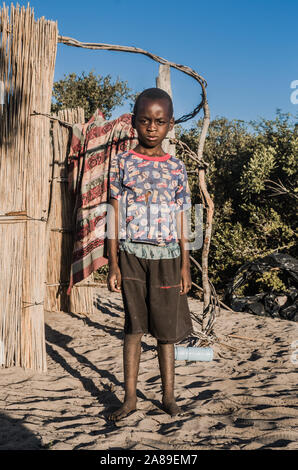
[178,110,298,298]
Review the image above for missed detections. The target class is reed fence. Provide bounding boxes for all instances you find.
[0,3,57,371]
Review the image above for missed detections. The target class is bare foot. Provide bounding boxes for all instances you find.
[162,397,183,417]
[107,398,137,422]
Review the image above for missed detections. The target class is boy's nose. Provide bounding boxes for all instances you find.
[147,121,157,131]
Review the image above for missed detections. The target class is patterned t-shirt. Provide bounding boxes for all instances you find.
[109,149,191,246]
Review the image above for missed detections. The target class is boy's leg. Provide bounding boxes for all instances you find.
[108,332,143,421]
[157,341,182,416]
[109,251,149,421]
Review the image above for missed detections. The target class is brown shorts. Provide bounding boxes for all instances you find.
[119,250,193,344]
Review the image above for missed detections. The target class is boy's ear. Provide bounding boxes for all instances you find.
[169,116,175,131]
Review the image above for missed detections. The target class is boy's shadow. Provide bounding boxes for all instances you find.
[0,413,44,450]
[45,303,156,427]
[45,323,127,429]
[93,294,124,317]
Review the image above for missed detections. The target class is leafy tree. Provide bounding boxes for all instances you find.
[51,70,133,121]
[177,111,298,297]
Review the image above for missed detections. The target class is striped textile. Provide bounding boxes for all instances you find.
[67,110,138,294]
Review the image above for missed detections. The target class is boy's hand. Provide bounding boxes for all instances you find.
[107,264,122,293]
[180,265,192,295]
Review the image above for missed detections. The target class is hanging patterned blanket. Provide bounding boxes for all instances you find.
[67,110,138,294]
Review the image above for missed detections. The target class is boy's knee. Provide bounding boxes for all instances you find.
[157,340,174,347]
[125,332,143,341]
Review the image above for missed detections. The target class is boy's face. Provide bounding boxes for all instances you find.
[133,98,174,149]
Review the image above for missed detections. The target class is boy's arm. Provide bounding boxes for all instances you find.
[175,161,192,295]
[176,210,192,295]
[107,198,121,292]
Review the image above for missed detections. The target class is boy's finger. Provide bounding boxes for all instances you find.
[116,275,122,290]
[113,278,121,292]
[108,276,119,292]
[180,279,192,295]
[180,280,186,295]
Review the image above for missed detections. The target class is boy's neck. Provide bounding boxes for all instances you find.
[133,143,167,157]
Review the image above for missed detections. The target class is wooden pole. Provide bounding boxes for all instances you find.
[156,64,176,156]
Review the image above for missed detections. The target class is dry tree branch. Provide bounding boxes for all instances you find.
[57,35,207,125]
[192,281,235,312]
[264,178,298,200]
[169,137,209,168]
[190,255,220,337]
[31,110,73,128]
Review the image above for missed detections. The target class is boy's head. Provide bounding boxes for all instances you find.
[133,88,173,119]
[132,88,174,149]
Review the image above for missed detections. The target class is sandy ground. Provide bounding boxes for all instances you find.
[0,285,297,451]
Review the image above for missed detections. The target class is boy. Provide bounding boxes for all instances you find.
[107,88,193,421]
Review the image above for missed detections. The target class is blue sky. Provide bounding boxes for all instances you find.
[13,0,298,128]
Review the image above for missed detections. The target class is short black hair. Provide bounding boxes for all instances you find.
[133,88,173,118]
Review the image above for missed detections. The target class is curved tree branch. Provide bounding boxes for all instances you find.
[58,35,207,125]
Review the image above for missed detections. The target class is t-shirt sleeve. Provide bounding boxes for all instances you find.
[109,154,123,200]
[175,162,191,211]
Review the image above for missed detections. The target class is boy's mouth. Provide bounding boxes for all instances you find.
[146,136,158,141]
